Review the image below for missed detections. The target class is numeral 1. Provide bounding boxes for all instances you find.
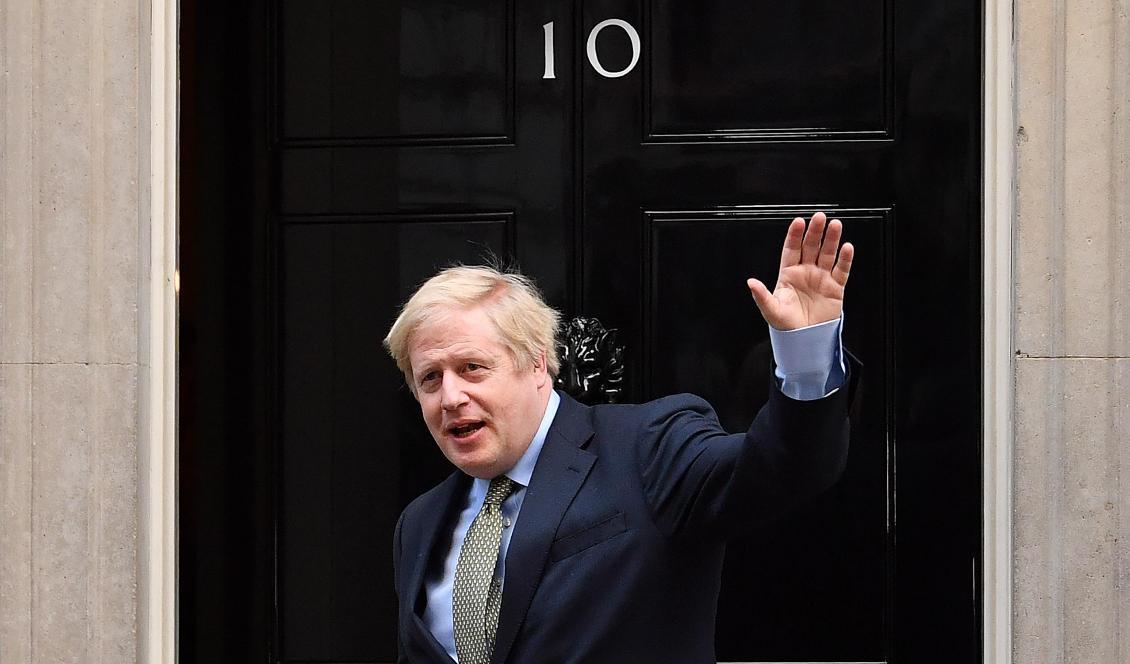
[543,21,556,79]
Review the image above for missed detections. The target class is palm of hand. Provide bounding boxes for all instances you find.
[747,212,854,331]
[771,263,846,330]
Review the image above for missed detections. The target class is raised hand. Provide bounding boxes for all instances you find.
[746,212,854,331]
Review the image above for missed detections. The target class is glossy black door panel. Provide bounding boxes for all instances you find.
[272,0,571,660]
[280,148,554,214]
[646,1,889,140]
[280,218,511,660]
[645,208,890,659]
[281,0,514,144]
[581,0,980,661]
[643,208,888,420]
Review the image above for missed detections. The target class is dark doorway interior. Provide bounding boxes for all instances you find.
[180,2,984,662]
[179,0,272,660]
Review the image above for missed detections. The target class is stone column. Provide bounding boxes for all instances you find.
[0,0,143,661]
[1014,0,1130,661]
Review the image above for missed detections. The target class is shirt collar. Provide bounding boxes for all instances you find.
[505,389,560,488]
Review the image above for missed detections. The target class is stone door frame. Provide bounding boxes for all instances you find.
[141,0,178,660]
[983,0,1016,660]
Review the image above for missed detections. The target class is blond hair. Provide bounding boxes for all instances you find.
[384,265,561,391]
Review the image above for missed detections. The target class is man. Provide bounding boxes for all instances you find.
[384,212,855,663]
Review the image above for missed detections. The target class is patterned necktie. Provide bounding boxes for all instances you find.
[453,476,517,664]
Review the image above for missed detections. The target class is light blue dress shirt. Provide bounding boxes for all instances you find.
[422,390,562,660]
[422,317,843,660]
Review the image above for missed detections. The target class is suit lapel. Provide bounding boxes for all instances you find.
[491,393,596,664]
[406,613,456,663]
[401,471,468,662]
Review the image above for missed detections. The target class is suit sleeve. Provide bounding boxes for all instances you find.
[637,356,857,539]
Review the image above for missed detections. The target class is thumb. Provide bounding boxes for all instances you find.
[746,278,778,321]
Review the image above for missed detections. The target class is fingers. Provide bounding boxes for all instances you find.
[778,211,851,285]
[779,218,805,270]
[746,278,780,321]
[818,219,842,271]
[800,212,827,264]
[832,242,854,287]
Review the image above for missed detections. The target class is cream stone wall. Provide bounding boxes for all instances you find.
[1014,0,1130,662]
[0,0,143,661]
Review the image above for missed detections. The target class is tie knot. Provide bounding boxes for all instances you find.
[484,476,516,507]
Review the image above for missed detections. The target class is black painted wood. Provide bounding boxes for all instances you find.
[180,1,983,662]
[178,0,274,661]
[645,1,890,141]
[280,0,515,144]
[643,207,890,660]
[280,217,514,659]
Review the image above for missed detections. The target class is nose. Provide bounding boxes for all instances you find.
[439,372,468,411]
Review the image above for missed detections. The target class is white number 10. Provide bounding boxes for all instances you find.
[543,19,642,80]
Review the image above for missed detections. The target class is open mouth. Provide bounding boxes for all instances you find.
[448,421,485,440]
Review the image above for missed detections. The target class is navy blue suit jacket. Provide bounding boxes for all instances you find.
[393,368,853,663]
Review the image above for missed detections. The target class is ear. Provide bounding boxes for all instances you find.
[532,350,549,387]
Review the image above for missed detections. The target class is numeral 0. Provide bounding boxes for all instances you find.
[543,19,642,80]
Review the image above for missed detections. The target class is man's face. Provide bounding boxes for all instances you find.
[408,305,550,479]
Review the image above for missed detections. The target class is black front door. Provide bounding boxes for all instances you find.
[180,1,983,662]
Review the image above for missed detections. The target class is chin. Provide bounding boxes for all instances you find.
[458,464,498,480]
[449,453,500,479]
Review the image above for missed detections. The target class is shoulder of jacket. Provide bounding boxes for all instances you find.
[645,392,712,411]
[589,393,716,424]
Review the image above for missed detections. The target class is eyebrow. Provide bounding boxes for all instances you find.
[411,350,499,376]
